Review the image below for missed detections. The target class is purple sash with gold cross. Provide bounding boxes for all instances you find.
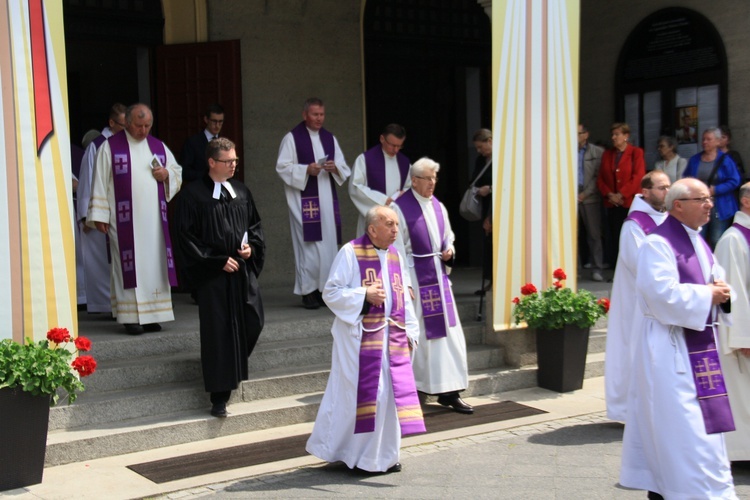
[351,234,425,436]
[652,215,735,434]
[108,131,178,289]
[363,145,410,194]
[395,190,457,339]
[290,122,341,244]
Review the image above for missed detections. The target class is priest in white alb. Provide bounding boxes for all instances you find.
[393,157,472,414]
[348,123,411,235]
[87,103,182,335]
[605,170,670,422]
[715,182,750,461]
[276,97,351,310]
[620,178,737,499]
[306,205,424,474]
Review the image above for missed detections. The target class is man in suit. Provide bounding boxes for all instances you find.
[181,104,225,183]
[577,124,605,281]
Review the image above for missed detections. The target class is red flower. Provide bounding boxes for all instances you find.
[72,355,97,377]
[553,281,563,289]
[597,297,610,313]
[74,336,92,352]
[47,327,71,344]
[512,296,520,304]
[553,268,567,281]
[520,283,538,295]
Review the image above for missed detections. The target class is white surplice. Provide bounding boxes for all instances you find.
[605,195,667,421]
[306,243,419,472]
[87,131,182,325]
[348,149,411,235]
[77,127,113,312]
[716,210,750,461]
[276,129,350,296]
[620,224,737,499]
[392,190,469,395]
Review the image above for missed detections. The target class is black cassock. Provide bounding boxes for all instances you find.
[174,175,265,393]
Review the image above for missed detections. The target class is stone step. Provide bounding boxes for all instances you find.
[45,352,605,467]
[49,340,504,431]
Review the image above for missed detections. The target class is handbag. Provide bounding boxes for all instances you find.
[459,161,492,221]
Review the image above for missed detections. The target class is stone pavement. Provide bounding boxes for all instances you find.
[148,377,748,500]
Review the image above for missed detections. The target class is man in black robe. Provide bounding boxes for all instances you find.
[175,137,265,418]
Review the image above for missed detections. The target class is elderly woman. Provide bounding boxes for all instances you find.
[596,122,645,266]
[682,127,741,248]
[471,128,492,294]
[654,135,687,183]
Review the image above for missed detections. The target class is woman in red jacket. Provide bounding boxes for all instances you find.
[596,122,645,266]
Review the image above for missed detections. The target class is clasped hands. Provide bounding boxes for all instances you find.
[223,244,252,273]
[709,279,731,305]
[307,160,338,177]
[607,192,624,206]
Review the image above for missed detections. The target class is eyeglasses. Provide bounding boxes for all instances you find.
[214,158,239,165]
[113,121,126,128]
[382,136,404,150]
[415,176,438,183]
[208,119,224,125]
[677,197,714,204]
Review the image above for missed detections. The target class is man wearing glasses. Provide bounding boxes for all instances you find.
[393,158,472,415]
[175,138,265,418]
[87,103,183,335]
[77,103,127,315]
[349,123,411,235]
[181,104,225,183]
[605,170,670,423]
[621,178,737,499]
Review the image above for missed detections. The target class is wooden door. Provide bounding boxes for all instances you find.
[155,40,244,181]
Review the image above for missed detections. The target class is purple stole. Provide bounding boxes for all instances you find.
[395,190,457,339]
[732,222,750,248]
[625,210,658,234]
[652,215,735,434]
[290,122,341,244]
[108,131,178,289]
[363,145,410,194]
[351,234,425,436]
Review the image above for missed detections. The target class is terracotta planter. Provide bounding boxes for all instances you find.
[535,325,590,393]
[0,387,50,491]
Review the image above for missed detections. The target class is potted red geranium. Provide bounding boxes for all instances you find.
[0,327,97,491]
[511,268,609,392]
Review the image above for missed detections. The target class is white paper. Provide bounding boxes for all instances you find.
[316,155,328,166]
[150,154,163,170]
[241,231,248,247]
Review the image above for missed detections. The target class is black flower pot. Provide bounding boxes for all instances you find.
[0,387,50,491]
[535,325,590,393]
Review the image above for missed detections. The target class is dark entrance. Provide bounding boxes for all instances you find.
[363,0,491,266]
[63,0,163,142]
[616,8,727,166]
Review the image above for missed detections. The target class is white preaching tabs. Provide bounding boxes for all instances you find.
[212,181,237,200]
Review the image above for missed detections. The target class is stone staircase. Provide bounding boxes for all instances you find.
[45,269,608,467]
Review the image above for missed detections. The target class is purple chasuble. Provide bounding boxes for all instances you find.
[395,190,457,340]
[108,131,178,289]
[732,222,750,248]
[351,234,425,436]
[625,210,658,234]
[652,215,735,434]
[363,145,410,194]
[290,122,341,244]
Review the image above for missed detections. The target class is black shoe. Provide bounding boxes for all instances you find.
[124,323,144,335]
[386,462,402,473]
[315,290,327,307]
[143,323,162,333]
[474,281,492,296]
[302,292,320,310]
[437,394,474,414]
[210,404,228,418]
